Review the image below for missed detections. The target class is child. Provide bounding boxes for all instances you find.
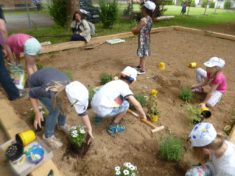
[181,1,187,15]
[28,68,93,149]
[192,57,227,108]
[186,122,235,176]
[91,66,147,135]
[5,33,41,75]
[131,1,156,74]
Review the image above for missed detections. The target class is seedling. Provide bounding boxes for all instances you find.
[135,93,147,107]
[179,87,194,102]
[100,73,112,85]
[159,135,184,161]
[185,104,202,124]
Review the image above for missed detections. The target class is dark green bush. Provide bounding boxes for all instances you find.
[160,135,184,161]
[201,0,208,8]
[100,73,113,85]
[99,0,118,28]
[179,87,194,102]
[209,1,215,8]
[224,1,231,9]
[49,0,67,27]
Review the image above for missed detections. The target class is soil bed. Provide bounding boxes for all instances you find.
[11,29,235,176]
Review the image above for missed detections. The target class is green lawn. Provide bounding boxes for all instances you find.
[15,5,235,44]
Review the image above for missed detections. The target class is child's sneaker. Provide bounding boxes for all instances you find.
[42,135,63,149]
[137,68,145,75]
[107,124,125,135]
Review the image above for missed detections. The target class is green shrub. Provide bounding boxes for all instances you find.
[209,1,215,8]
[160,135,184,161]
[100,73,113,85]
[179,87,194,102]
[135,93,148,107]
[49,0,67,27]
[224,0,231,9]
[201,0,208,8]
[189,0,196,7]
[99,0,118,28]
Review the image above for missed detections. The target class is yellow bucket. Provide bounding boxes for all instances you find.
[189,62,197,68]
[16,130,36,146]
[200,107,211,118]
[159,62,165,70]
[150,115,159,123]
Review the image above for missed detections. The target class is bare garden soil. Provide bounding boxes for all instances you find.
[10,28,235,176]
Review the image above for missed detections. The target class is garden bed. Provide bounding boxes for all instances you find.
[11,29,235,176]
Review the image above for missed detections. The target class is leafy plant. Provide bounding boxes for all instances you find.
[201,0,208,8]
[160,135,184,161]
[99,0,118,28]
[135,93,148,107]
[100,73,113,85]
[49,0,67,27]
[209,1,215,8]
[224,0,231,9]
[114,162,138,176]
[185,104,201,124]
[179,87,194,102]
[69,126,86,148]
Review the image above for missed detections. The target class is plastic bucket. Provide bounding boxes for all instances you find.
[150,115,159,123]
[16,130,36,146]
[201,107,211,118]
[189,62,197,68]
[159,62,165,70]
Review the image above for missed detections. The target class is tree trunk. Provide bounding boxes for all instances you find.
[68,0,80,22]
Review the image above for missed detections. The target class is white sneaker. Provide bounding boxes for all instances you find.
[42,135,63,149]
[58,124,70,134]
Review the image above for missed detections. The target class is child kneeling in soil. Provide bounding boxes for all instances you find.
[191,57,227,108]
[131,1,156,74]
[91,66,147,135]
[28,68,93,149]
[186,122,235,176]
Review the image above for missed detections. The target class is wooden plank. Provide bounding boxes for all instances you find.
[0,93,63,176]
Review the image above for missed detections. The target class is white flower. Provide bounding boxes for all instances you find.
[123,169,129,175]
[79,128,86,134]
[115,170,121,175]
[124,162,132,169]
[130,165,136,171]
[131,173,136,176]
[115,166,121,171]
[71,133,78,138]
[72,130,78,135]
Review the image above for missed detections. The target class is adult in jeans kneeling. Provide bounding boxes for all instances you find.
[91,66,147,135]
[28,68,93,149]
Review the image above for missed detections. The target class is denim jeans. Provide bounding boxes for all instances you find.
[39,97,66,137]
[0,48,19,100]
[106,100,129,117]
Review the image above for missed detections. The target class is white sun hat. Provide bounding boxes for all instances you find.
[143,1,156,12]
[189,122,217,147]
[121,66,138,81]
[203,57,225,68]
[65,81,89,115]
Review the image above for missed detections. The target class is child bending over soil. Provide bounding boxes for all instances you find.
[192,57,227,108]
[131,1,156,74]
[186,122,235,176]
[91,66,147,135]
[28,68,93,149]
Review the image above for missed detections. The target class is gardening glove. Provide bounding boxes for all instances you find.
[34,111,44,130]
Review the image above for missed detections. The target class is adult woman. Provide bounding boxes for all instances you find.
[70,11,91,42]
[186,122,235,176]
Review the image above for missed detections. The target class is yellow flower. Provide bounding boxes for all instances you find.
[150,89,158,97]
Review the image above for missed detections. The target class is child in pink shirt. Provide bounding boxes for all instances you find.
[6,33,41,75]
[192,57,227,107]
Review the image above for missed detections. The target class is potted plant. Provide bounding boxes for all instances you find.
[147,89,160,123]
[114,162,138,176]
[68,126,91,156]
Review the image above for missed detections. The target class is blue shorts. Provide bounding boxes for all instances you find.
[107,100,129,117]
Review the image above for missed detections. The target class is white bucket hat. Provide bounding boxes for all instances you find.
[189,122,217,147]
[121,66,137,81]
[65,81,89,115]
[143,1,156,12]
[203,57,225,68]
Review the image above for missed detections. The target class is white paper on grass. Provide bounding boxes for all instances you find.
[106,38,125,45]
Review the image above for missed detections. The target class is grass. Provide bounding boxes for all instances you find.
[100,73,113,85]
[6,5,235,44]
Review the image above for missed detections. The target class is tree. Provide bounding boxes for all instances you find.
[68,0,80,21]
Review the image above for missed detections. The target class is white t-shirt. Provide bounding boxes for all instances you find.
[210,141,235,176]
[91,80,133,117]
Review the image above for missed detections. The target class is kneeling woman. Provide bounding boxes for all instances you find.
[28,68,93,149]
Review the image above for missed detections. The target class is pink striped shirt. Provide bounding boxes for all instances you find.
[7,34,32,54]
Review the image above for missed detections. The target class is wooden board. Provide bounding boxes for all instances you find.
[0,93,63,176]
